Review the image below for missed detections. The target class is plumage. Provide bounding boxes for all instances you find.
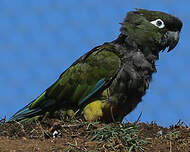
[9,9,183,122]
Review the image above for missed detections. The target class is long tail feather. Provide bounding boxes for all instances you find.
[8,101,42,122]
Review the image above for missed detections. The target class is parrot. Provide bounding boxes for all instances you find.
[9,9,183,123]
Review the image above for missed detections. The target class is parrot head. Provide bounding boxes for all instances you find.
[120,9,183,53]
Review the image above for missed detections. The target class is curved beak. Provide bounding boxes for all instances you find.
[166,31,180,52]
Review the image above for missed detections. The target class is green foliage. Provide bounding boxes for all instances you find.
[165,130,180,141]
[90,123,148,152]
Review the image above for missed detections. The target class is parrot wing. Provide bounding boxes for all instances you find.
[9,44,121,121]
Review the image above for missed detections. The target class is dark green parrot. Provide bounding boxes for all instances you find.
[9,9,182,122]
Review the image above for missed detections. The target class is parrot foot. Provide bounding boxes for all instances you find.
[52,109,79,120]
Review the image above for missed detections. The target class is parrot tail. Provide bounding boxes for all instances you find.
[8,91,51,122]
[8,101,42,122]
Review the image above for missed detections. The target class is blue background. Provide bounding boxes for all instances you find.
[0,0,189,127]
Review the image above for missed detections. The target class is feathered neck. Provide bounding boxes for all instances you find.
[112,34,160,64]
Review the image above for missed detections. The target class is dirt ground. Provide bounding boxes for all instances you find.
[0,118,189,152]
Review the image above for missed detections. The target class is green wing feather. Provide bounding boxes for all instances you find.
[9,44,121,121]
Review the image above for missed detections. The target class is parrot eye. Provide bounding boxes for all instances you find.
[150,19,165,28]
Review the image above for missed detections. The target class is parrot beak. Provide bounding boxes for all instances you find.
[166,31,180,52]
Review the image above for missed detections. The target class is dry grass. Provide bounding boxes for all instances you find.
[0,118,190,151]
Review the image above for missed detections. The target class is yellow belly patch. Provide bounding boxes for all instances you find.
[83,100,112,121]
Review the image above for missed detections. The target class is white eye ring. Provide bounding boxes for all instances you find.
[150,19,165,28]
